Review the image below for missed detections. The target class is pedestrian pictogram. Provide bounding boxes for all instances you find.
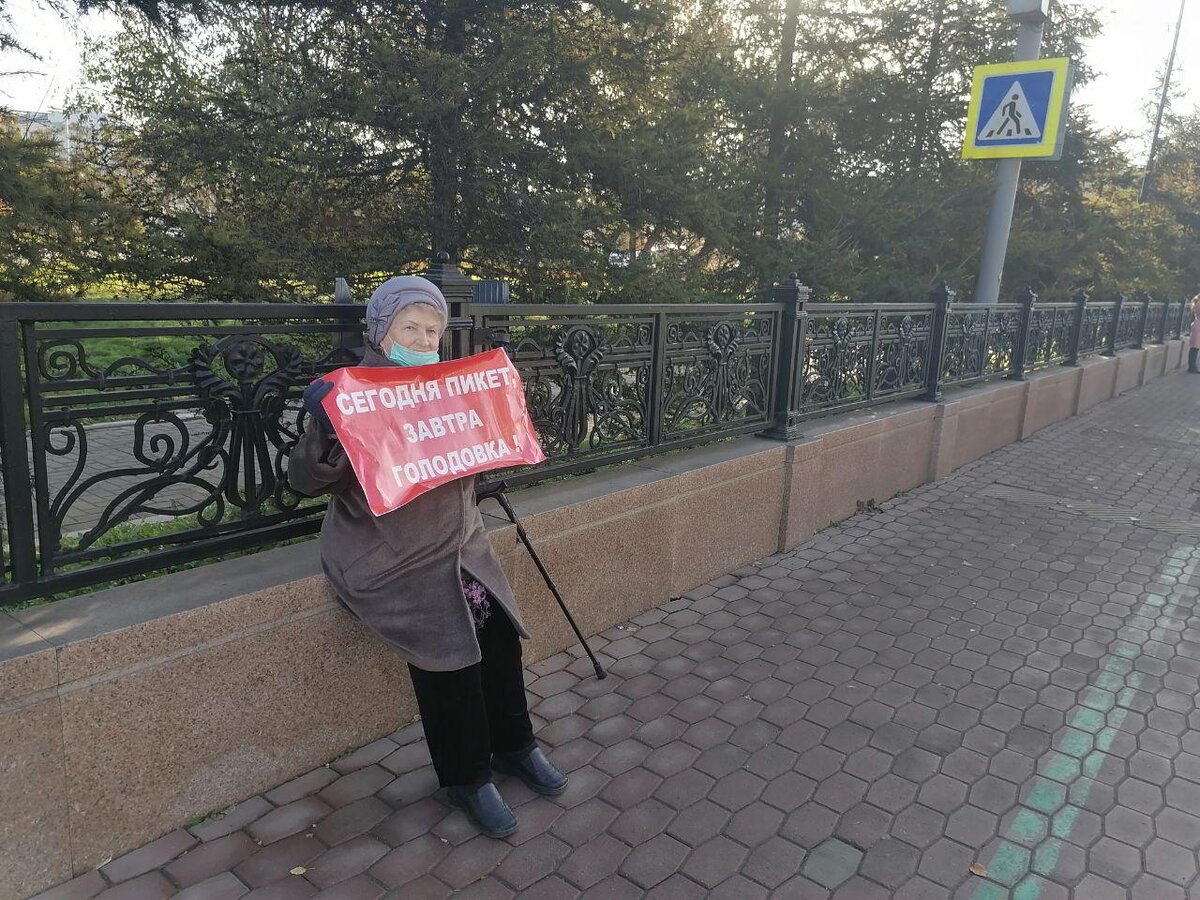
[963,57,1073,160]
[979,81,1041,140]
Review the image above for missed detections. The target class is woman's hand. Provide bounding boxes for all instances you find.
[303,378,336,434]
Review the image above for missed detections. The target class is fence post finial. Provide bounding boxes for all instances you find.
[331,277,362,352]
[424,251,473,305]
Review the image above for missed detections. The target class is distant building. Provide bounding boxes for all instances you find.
[4,109,105,161]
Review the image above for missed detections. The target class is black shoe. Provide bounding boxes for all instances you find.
[493,746,568,796]
[446,782,518,838]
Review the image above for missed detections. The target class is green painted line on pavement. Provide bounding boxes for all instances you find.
[971,547,1197,899]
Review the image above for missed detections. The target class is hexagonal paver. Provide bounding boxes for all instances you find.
[859,838,920,889]
[680,836,748,889]
[1144,837,1198,886]
[917,838,974,888]
[801,839,863,891]
[741,836,806,889]
[1087,837,1143,886]
[619,834,689,890]
[976,838,1032,888]
[1104,805,1156,847]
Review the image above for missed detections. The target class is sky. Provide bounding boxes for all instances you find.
[1,0,1196,164]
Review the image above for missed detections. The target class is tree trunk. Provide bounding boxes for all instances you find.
[762,0,801,244]
[427,1,466,260]
[910,3,946,170]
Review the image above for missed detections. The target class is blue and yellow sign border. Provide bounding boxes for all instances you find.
[963,57,1073,160]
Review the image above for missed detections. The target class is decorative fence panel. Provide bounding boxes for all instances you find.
[1024,303,1077,371]
[659,309,779,441]
[469,309,655,466]
[464,303,782,483]
[1149,301,1170,345]
[797,304,936,418]
[1113,297,1145,351]
[1078,302,1115,357]
[0,304,365,602]
[941,304,1024,386]
[1,281,1191,604]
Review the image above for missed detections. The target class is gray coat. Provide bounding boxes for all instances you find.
[287,348,530,672]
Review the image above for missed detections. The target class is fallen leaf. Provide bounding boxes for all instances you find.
[290,867,307,876]
[969,863,988,877]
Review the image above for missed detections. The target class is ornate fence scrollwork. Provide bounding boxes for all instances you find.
[189,335,307,514]
[1113,298,1144,351]
[474,304,779,479]
[942,305,1023,386]
[797,305,935,417]
[547,324,640,451]
[660,312,775,439]
[1147,301,1169,344]
[1,304,365,603]
[1077,302,1115,358]
[875,314,929,395]
[802,315,869,409]
[478,312,652,462]
[1024,303,1076,371]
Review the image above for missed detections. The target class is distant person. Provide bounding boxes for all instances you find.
[288,275,566,839]
[1190,293,1200,375]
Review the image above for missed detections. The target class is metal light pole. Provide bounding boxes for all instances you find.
[1139,0,1188,202]
[974,0,1051,304]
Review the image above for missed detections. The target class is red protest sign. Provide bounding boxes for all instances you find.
[320,348,546,516]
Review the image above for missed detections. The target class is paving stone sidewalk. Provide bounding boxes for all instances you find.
[35,372,1200,900]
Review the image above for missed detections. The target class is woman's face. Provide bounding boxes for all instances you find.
[383,303,446,353]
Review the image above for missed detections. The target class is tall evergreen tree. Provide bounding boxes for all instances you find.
[3,0,1191,304]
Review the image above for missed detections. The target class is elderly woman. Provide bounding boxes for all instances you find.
[1189,293,1200,375]
[287,275,565,839]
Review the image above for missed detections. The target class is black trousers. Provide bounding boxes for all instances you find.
[407,607,535,788]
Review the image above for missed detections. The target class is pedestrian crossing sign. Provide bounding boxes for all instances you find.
[963,57,1073,160]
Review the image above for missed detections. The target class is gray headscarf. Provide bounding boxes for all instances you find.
[365,276,449,347]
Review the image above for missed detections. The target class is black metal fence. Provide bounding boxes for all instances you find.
[465,304,781,477]
[797,303,936,418]
[0,274,1192,604]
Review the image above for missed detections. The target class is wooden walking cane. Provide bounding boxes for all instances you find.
[480,481,608,680]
